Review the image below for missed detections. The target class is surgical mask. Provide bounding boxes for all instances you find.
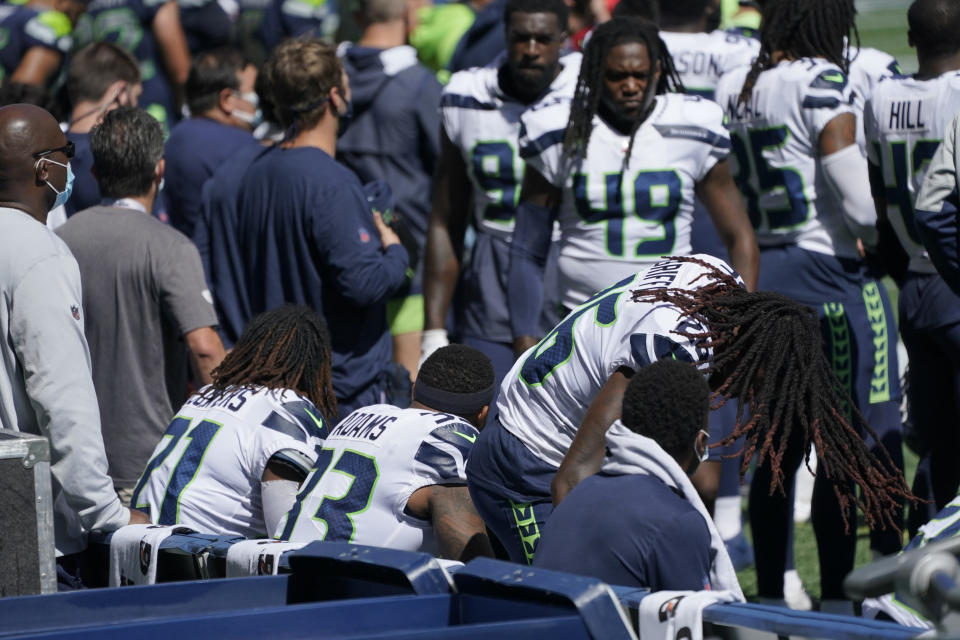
[696,429,710,464]
[39,157,74,209]
[233,91,263,128]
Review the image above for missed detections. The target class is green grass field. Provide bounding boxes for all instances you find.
[730,3,916,601]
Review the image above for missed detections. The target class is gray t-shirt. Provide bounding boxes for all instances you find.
[58,205,218,487]
[0,206,127,554]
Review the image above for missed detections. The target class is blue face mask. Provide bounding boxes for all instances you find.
[41,158,74,209]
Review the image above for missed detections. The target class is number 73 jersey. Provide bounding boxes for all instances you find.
[715,58,860,259]
[519,93,731,308]
[277,405,479,554]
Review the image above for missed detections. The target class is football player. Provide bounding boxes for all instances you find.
[468,255,910,565]
[130,306,336,538]
[865,0,960,531]
[277,345,495,562]
[421,0,580,388]
[0,0,85,87]
[715,0,904,612]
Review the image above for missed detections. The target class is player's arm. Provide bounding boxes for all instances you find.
[819,112,879,248]
[11,47,62,86]
[261,457,309,537]
[422,125,472,358]
[695,158,759,291]
[185,326,226,385]
[552,367,633,506]
[508,167,561,356]
[867,164,910,282]
[151,1,191,108]
[407,484,494,562]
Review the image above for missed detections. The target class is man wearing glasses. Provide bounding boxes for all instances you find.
[0,104,149,589]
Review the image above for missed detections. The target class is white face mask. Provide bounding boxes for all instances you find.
[696,429,710,464]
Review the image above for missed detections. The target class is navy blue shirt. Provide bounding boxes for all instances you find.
[338,45,441,291]
[235,146,409,404]
[448,0,505,73]
[195,143,266,348]
[165,118,258,238]
[65,131,97,218]
[534,474,713,591]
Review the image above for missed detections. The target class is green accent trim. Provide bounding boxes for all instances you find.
[861,282,892,404]
[36,10,71,38]
[452,430,477,444]
[387,293,425,335]
[632,168,681,257]
[469,138,521,228]
[755,125,811,231]
[311,448,380,543]
[510,500,542,565]
[823,302,851,419]
[174,420,223,524]
[575,170,623,257]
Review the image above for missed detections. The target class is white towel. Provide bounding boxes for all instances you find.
[109,524,194,586]
[603,421,744,601]
[225,539,306,577]
[638,589,738,640]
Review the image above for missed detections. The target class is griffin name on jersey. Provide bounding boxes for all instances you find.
[497,254,741,468]
[518,93,731,308]
[130,386,325,538]
[660,29,759,99]
[440,52,581,241]
[277,404,479,553]
[865,70,960,273]
[716,58,860,258]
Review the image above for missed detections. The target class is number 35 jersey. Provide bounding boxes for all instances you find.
[498,254,740,468]
[715,58,859,258]
[277,405,479,554]
[864,71,960,273]
[130,386,325,538]
[440,52,581,241]
[519,93,731,308]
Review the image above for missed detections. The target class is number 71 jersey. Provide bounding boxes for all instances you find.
[276,404,479,554]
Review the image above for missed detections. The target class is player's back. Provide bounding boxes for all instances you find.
[865,71,960,272]
[277,404,479,553]
[131,386,324,538]
[716,58,859,258]
[498,256,730,468]
[660,29,758,99]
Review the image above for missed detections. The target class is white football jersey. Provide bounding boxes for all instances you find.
[277,404,479,554]
[864,71,960,273]
[130,387,325,538]
[519,92,731,308]
[440,52,581,241]
[716,58,860,258]
[498,254,740,467]
[848,46,903,152]
[660,29,758,99]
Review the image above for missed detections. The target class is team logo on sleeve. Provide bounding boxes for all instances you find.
[71,304,80,321]
[358,227,371,243]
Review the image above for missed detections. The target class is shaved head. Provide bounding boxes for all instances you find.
[0,104,69,221]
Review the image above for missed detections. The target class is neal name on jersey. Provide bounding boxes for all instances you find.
[277,404,479,554]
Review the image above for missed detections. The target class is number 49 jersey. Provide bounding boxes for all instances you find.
[519,93,731,308]
[440,52,581,241]
[498,254,741,468]
[277,405,479,554]
[130,386,325,538]
[864,71,960,273]
[715,58,859,259]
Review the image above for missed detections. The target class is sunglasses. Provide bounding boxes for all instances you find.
[33,141,75,160]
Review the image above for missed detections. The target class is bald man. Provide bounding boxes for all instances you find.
[0,104,148,589]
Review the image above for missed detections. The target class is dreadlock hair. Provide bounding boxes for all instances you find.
[621,359,710,461]
[738,0,859,105]
[631,256,913,533]
[203,305,337,419]
[562,17,684,166]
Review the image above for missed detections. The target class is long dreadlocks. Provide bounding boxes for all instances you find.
[632,256,913,533]
[738,0,860,105]
[562,17,684,165]
[202,305,338,420]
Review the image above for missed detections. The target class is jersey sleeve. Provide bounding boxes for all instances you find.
[614,330,702,374]
[155,234,220,335]
[518,101,571,188]
[248,396,324,480]
[916,114,960,291]
[800,65,856,144]
[396,420,478,520]
[23,9,72,54]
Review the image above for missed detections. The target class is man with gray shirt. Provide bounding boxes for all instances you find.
[0,104,148,587]
[58,107,226,504]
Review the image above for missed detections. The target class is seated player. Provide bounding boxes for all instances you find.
[535,359,735,593]
[130,305,336,538]
[468,254,912,565]
[277,345,495,562]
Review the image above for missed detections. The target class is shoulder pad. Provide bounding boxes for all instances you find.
[810,68,848,92]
